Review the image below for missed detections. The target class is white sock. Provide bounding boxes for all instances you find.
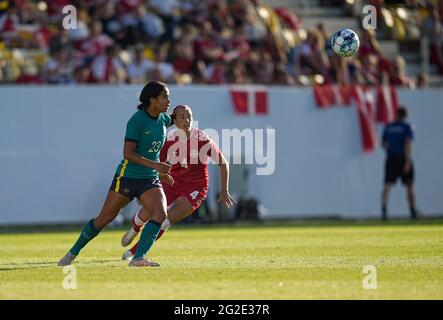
[161,218,171,232]
[132,212,147,231]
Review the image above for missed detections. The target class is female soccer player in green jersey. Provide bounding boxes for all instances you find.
[58,81,173,267]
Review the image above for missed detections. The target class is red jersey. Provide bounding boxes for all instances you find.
[160,128,220,190]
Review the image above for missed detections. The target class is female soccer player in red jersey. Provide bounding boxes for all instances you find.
[120,104,236,260]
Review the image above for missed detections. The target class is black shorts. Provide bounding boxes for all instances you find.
[109,175,162,200]
[384,156,414,185]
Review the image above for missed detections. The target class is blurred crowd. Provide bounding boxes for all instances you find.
[365,0,443,81]
[0,0,441,87]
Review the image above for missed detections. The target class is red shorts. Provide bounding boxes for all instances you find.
[162,183,208,212]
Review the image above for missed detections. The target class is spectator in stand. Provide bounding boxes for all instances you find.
[35,13,54,49]
[81,21,114,59]
[250,49,274,84]
[99,1,125,43]
[274,6,301,32]
[330,55,351,85]
[16,62,44,84]
[311,31,331,79]
[229,0,249,28]
[422,6,443,75]
[116,0,142,48]
[193,20,225,64]
[299,31,330,79]
[389,55,414,87]
[208,0,235,33]
[262,29,286,64]
[148,0,182,44]
[73,66,91,84]
[136,4,165,42]
[438,0,443,19]
[316,23,332,57]
[416,73,429,88]
[151,46,178,83]
[43,49,73,84]
[0,6,19,45]
[228,58,249,84]
[359,29,392,84]
[348,58,365,85]
[358,28,383,59]
[192,60,210,84]
[360,53,381,85]
[46,0,70,23]
[49,29,73,55]
[89,45,126,84]
[224,24,251,62]
[126,45,155,84]
[188,1,208,18]
[169,23,195,75]
[403,0,431,7]
[242,4,267,46]
[274,63,296,86]
[206,60,228,84]
[68,8,90,43]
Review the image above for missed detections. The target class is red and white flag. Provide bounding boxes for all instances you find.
[351,86,378,153]
[313,85,352,108]
[313,85,335,108]
[312,85,400,153]
[376,85,399,124]
[230,88,268,115]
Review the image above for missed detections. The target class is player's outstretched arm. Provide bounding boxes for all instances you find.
[215,151,236,208]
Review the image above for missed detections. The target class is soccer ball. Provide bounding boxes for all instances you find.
[331,29,360,57]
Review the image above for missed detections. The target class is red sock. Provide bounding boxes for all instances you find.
[130,241,139,255]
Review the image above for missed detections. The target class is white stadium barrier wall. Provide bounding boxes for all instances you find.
[0,85,442,225]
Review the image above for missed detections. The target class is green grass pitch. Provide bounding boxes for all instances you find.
[0,220,442,299]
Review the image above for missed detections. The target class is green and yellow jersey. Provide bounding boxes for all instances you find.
[115,110,172,180]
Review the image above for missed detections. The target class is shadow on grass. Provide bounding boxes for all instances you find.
[0,259,124,271]
[0,217,442,235]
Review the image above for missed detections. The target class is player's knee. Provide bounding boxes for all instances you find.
[138,207,150,221]
[151,210,167,223]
